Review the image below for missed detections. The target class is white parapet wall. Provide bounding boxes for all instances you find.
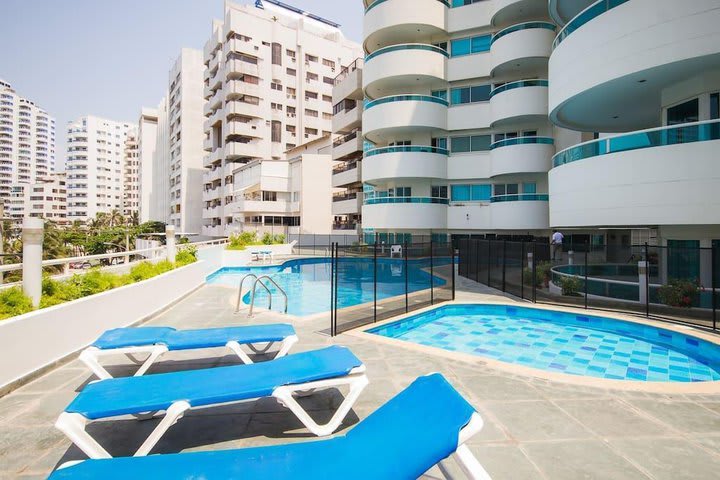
[0,257,218,393]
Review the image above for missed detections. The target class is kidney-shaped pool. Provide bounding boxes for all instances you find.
[368,304,720,383]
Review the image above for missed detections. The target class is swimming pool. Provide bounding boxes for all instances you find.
[206,257,447,316]
[368,304,720,383]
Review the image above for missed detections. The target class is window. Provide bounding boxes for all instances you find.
[432,186,448,198]
[262,191,278,202]
[305,54,318,63]
[323,76,334,85]
[305,109,318,117]
[523,182,537,194]
[451,184,491,201]
[271,121,281,143]
[305,128,318,136]
[451,35,491,57]
[322,112,332,120]
[667,240,700,280]
[305,91,318,100]
[494,183,518,196]
[711,93,719,120]
[287,87,296,97]
[271,82,283,91]
[389,140,411,146]
[432,90,448,101]
[431,137,447,150]
[394,187,411,197]
[271,42,282,66]
[286,125,296,134]
[270,102,283,111]
[450,85,491,105]
[450,135,491,153]
[666,98,699,125]
[286,67,296,76]
[322,58,335,69]
[286,49,295,58]
[306,72,318,82]
[452,0,484,6]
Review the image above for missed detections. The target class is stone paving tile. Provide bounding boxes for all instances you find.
[626,399,720,434]
[522,439,652,480]
[554,398,672,437]
[608,437,720,480]
[2,284,720,478]
[483,399,593,442]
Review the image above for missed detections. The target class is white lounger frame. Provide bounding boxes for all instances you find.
[55,366,368,459]
[79,335,299,380]
[437,412,493,480]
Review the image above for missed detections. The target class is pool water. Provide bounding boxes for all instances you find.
[369,304,720,383]
[206,257,447,316]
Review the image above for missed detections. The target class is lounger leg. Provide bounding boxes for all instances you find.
[55,412,112,459]
[273,373,369,436]
[80,345,168,380]
[226,335,298,364]
[133,346,169,377]
[453,444,492,480]
[79,347,114,380]
[274,335,298,358]
[134,401,191,457]
[437,459,455,479]
[226,341,254,364]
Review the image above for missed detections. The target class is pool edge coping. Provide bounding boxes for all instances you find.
[344,300,720,394]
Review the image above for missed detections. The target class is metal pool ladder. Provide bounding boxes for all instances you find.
[247,275,288,317]
[235,274,262,313]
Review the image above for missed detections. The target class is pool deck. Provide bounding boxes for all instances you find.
[3,277,720,479]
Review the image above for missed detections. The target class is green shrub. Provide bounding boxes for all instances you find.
[128,260,174,282]
[523,261,551,287]
[40,276,83,308]
[261,232,274,245]
[0,287,34,320]
[559,276,583,296]
[657,278,700,308]
[227,231,259,250]
[273,234,285,244]
[175,246,197,266]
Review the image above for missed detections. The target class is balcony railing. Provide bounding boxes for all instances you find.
[365,0,449,13]
[334,57,364,85]
[552,119,720,168]
[332,223,358,231]
[333,192,359,202]
[490,136,554,149]
[333,160,360,174]
[365,94,449,110]
[365,43,449,63]
[365,145,450,157]
[364,196,450,205]
[490,194,549,203]
[553,0,630,49]
[491,22,557,45]
[489,79,549,98]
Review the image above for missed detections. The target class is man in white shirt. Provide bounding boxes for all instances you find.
[551,230,564,261]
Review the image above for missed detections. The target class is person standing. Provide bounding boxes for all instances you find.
[551,230,564,261]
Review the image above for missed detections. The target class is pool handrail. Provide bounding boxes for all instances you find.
[249,275,288,317]
[235,274,260,313]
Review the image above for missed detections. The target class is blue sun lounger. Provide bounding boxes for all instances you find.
[50,374,491,480]
[80,324,299,379]
[58,346,367,459]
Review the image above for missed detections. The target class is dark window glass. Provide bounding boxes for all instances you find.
[666,98,699,125]
[271,121,281,143]
[451,136,471,153]
[711,93,719,120]
[470,85,491,102]
[471,135,491,151]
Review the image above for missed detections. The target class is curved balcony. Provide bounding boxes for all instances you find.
[490,22,556,76]
[489,80,548,127]
[226,120,263,138]
[363,95,448,144]
[549,0,720,131]
[363,146,448,184]
[490,195,550,230]
[493,0,554,27]
[362,197,448,230]
[549,120,720,228]
[490,136,554,177]
[548,0,595,26]
[363,44,448,100]
[364,0,448,52]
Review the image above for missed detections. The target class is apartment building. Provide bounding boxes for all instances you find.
[65,116,132,222]
[201,0,362,236]
[331,58,364,234]
[0,79,56,200]
[6,173,67,226]
[547,0,720,275]
[137,108,158,223]
[361,0,582,243]
[122,130,139,219]
[229,136,335,235]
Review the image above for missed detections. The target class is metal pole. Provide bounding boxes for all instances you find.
[373,237,378,323]
[404,240,409,313]
[430,238,434,305]
[502,240,507,293]
[584,244,589,310]
[532,241,537,303]
[713,243,717,331]
[521,241,525,300]
[475,238,480,283]
[330,243,335,336]
[334,243,339,334]
[452,247,456,301]
[645,243,650,317]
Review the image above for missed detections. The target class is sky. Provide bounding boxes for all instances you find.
[0,0,363,170]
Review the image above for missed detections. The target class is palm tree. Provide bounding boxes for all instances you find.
[107,209,124,228]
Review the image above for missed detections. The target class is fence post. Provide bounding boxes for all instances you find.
[373,239,378,323]
[404,240,409,313]
[165,225,176,263]
[430,238,434,305]
[452,247,456,300]
[532,241,537,303]
[712,242,717,331]
[330,243,335,336]
[521,241,525,300]
[644,243,650,317]
[22,218,43,308]
[584,246,589,310]
[333,243,339,335]
[502,240,507,293]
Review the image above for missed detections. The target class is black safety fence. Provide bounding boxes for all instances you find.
[458,238,718,332]
[329,239,455,336]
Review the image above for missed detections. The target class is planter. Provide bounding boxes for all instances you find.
[0,260,213,393]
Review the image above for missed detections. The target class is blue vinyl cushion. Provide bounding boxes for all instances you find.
[50,373,476,479]
[66,346,362,420]
[92,324,296,350]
